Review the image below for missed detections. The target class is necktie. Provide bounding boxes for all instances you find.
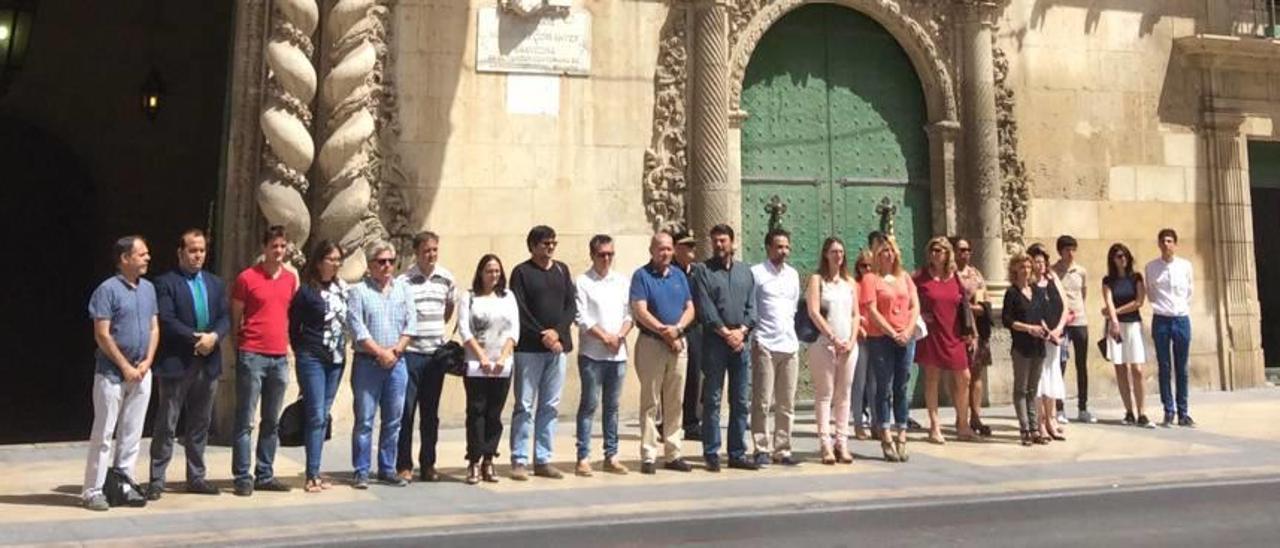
[193,275,210,331]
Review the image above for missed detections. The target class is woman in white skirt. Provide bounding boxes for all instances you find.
[1029,244,1067,441]
[806,237,860,465]
[1102,243,1153,428]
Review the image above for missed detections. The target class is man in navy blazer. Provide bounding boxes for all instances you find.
[146,229,230,499]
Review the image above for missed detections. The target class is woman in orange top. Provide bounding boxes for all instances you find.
[850,249,877,440]
[865,237,920,463]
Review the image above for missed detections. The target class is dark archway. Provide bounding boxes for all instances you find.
[0,115,99,442]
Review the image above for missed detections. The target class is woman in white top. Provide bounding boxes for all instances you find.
[457,254,520,485]
[805,237,860,465]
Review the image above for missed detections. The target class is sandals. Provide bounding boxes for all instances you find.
[835,443,854,464]
[881,440,900,463]
[895,439,910,462]
[820,443,836,465]
[971,418,993,437]
[304,478,323,493]
[927,432,947,445]
[1020,430,1033,446]
[854,426,870,441]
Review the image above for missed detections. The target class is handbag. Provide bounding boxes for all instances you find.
[795,279,822,344]
[435,340,467,377]
[955,275,976,338]
[278,398,332,447]
[104,467,146,508]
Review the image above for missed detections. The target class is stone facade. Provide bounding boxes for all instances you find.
[218,0,1277,429]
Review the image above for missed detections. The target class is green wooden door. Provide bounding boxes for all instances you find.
[741,4,931,273]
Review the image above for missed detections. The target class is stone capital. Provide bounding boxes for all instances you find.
[956,0,1001,26]
[1202,108,1247,134]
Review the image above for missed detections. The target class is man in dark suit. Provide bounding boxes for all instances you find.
[146,229,230,499]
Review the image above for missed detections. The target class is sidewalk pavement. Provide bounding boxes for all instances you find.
[1,388,1278,546]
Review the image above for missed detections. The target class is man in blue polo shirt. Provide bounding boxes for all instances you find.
[629,232,696,475]
[83,235,158,511]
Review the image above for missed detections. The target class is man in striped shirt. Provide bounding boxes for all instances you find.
[396,231,457,482]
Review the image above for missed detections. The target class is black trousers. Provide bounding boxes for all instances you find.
[682,323,704,431]
[397,351,449,472]
[464,376,511,463]
[149,363,218,485]
[1057,326,1090,412]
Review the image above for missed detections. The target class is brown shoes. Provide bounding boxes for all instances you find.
[465,463,480,485]
[396,469,414,483]
[481,456,498,483]
[603,457,630,475]
[820,444,836,465]
[575,460,594,477]
[533,463,565,479]
[834,444,853,464]
[510,463,529,481]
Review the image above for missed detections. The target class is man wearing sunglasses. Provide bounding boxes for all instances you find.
[346,241,415,488]
[572,234,633,476]
[509,225,578,480]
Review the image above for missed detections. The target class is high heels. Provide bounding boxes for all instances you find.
[465,462,480,485]
[481,456,498,483]
[880,440,900,462]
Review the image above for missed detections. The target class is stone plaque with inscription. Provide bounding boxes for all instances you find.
[476,6,591,76]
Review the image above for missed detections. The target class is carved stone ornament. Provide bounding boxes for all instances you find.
[641,7,690,233]
[993,45,1029,255]
[500,0,570,18]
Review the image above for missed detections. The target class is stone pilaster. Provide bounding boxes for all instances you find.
[960,1,1003,284]
[690,0,733,252]
[1204,109,1266,389]
[927,120,961,237]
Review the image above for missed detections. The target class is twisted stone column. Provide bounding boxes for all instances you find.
[961,1,1004,283]
[258,0,320,260]
[315,0,390,280]
[690,0,732,249]
[1205,109,1265,389]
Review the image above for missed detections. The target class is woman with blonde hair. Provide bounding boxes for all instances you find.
[805,237,860,464]
[1002,252,1049,446]
[913,237,977,443]
[866,237,919,462]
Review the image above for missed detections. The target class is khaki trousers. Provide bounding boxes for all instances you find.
[750,342,798,458]
[635,334,687,463]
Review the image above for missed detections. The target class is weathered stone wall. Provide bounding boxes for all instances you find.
[998,0,1277,404]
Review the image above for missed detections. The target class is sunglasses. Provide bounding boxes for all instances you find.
[957,247,971,253]
[540,240,558,248]
[374,258,396,266]
[595,252,615,258]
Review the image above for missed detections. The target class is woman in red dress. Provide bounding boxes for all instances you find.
[913,237,977,443]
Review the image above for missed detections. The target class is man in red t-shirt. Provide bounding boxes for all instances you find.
[229,226,298,496]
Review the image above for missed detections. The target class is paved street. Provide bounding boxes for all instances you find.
[1,388,1278,546]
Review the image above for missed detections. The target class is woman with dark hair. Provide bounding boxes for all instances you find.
[1028,244,1067,441]
[805,237,859,464]
[866,237,919,463]
[288,240,349,493]
[458,254,520,484]
[914,236,977,443]
[1002,252,1048,446]
[850,248,876,440]
[952,236,992,437]
[1103,243,1152,428]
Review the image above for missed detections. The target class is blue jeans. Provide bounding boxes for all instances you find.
[232,351,289,486]
[295,353,344,480]
[868,336,915,431]
[575,357,626,461]
[1152,315,1192,417]
[350,354,408,478]
[511,352,566,466]
[701,334,751,462]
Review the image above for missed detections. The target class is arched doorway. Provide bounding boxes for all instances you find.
[739,3,931,272]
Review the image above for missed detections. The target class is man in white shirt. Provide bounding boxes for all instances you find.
[573,235,634,476]
[749,228,801,467]
[1144,228,1195,428]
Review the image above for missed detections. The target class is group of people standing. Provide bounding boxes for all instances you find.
[80,221,1197,511]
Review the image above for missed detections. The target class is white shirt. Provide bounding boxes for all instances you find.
[574,268,632,361]
[1144,256,1193,318]
[457,290,520,377]
[751,260,800,353]
[398,264,457,354]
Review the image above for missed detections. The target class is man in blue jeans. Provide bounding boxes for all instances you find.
[692,224,758,472]
[573,234,633,477]
[1144,228,1195,428]
[230,226,297,496]
[347,241,415,488]
[509,225,577,480]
